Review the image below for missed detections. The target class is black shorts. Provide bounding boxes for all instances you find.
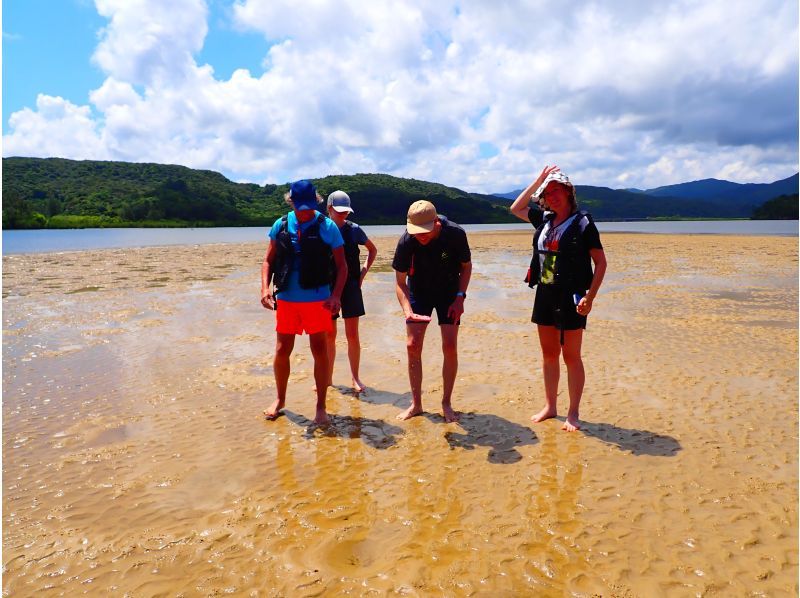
[333,279,365,320]
[532,285,587,330]
[409,293,460,326]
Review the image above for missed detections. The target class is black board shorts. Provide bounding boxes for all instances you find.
[333,279,366,320]
[408,293,460,326]
[532,284,587,330]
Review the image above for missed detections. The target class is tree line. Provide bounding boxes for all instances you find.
[2,158,512,229]
[3,157,796,229]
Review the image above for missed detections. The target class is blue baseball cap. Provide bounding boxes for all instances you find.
[289,180,319,210]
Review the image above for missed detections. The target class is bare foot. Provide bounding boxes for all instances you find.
[442,403,460,423]
[314,409,331,426]
[351,377,366,393]
[531,405,557,423]
[396,404,423,420]
[264,399,285,420]
[562,413,581,432]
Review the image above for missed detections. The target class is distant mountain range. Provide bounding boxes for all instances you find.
[494,174,799,219]
[2,157,797,229]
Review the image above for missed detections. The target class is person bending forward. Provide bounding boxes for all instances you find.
[392,200,472,423]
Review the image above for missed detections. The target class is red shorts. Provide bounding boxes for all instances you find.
[275,300,333,335]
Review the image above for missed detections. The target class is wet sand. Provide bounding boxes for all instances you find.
[3,232,798,596]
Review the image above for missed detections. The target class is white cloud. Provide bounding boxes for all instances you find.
[3,0,798,192]
[4,95,106,159]
[92,0,208,86]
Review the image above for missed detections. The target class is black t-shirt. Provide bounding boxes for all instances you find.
[392,216,471,298]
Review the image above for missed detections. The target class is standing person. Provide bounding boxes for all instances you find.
[509,166,607,431]
[324,190,378,393]
[260,180,348,425]
[392,200,472,423]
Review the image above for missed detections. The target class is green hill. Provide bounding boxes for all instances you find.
[751,194,799,220]
[2,157,514,229]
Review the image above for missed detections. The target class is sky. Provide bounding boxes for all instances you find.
[2,0,798,194]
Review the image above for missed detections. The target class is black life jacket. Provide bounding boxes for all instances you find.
[272,213,334,291]
[337,221,362,281]
[525,210,594,292]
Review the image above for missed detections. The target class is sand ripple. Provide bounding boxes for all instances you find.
[3,233,797,596]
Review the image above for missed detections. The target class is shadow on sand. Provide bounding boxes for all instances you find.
[281,410,404,449]
[338,385,411,408]
[444,411,539,464]
[579,420,681,456]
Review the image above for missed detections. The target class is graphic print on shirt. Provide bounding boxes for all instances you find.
[539,214,578,285]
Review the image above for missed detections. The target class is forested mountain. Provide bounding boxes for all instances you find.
[751,194,799,220]
[2,158,513,229]
[644,174,798,203]
[4,157,797,229]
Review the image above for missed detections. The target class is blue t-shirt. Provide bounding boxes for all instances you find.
[268,211,344,302]
[341,221,369,246]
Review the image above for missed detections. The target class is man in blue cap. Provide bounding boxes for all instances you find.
[260,180,348,425]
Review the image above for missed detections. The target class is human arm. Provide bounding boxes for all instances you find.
[447,261,472,323]
[260,240,277,310]
[576,248,607,316]
[324,246,348,313]
[359,238,378,287]
[395,270,432,322]
[509,165,560,222]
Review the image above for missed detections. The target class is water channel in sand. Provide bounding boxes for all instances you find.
[3,232,797,595]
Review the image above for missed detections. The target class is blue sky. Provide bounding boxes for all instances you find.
[3,0,798,193]
[3,0,267,125]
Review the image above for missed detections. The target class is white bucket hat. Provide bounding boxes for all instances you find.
[532,171,574,200]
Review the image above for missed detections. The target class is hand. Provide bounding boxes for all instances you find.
[323,294,341,314]
[405,312,432,323]
[537,164,560,182]
[533,165,560,189]
[261,291,275,310]
[359,266,368,287]
[576,295,593,316]
[447,296,465,324]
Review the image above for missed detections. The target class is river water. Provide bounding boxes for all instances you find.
[2,220,797,254]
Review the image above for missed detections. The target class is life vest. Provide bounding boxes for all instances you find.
[525,210,595,292]
[337,221,362,281]
[271,213,333,291]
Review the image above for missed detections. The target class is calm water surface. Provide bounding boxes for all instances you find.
[3,220,797,254]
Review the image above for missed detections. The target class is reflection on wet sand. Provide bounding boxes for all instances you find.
[2,233,797,595]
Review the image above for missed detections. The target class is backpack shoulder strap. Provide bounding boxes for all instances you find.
[532,212,555,247]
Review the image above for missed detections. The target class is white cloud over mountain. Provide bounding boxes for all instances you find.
[3,0,798,192]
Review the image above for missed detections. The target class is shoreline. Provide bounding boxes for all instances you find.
[3,230,798,259]
[3,220,797,255]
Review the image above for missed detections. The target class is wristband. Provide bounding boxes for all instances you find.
[456,291,466,298]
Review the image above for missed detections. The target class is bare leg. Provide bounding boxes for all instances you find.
[344,317,365,392]
[560,329,584,431]
[266,333,295,419]
[309,331,331,425]
[532,325,560,423]
[398,322,428,420]
[440,324,460,422]
[319,319,336,389]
